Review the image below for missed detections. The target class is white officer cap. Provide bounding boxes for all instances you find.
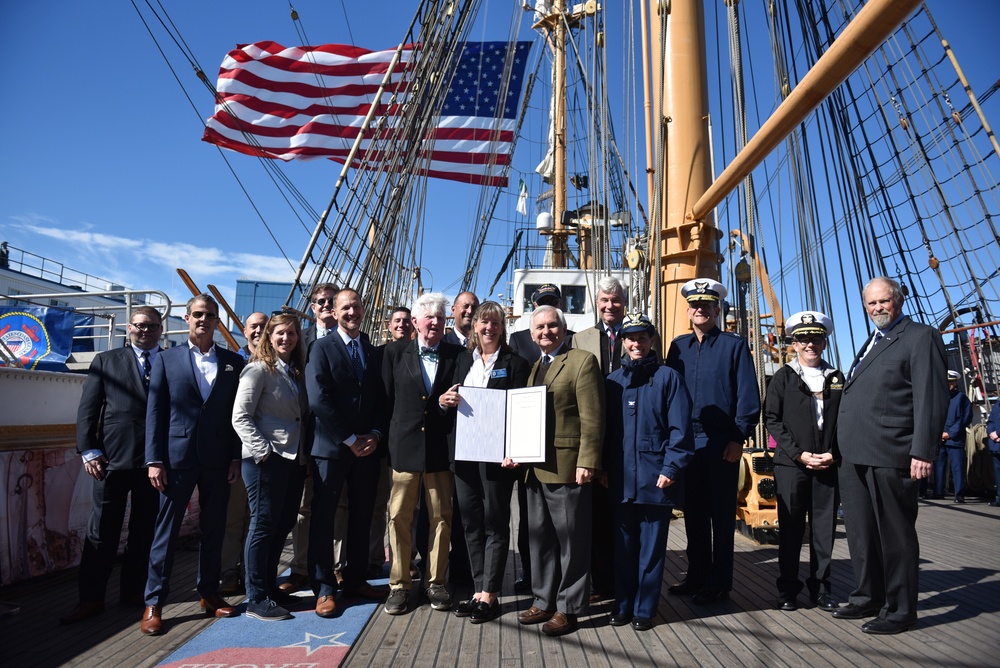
[947,370,961,381]
[681,278,727,303]
[786,310,833,337]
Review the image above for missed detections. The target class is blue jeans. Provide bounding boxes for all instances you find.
[243,456,306,603]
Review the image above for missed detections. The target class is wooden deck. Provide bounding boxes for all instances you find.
[3,497,998,667]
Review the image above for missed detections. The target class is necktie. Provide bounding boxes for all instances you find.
[140,351,151,390]
[349,339,364,383]
[608,328,616,357]
[534,354,552,386]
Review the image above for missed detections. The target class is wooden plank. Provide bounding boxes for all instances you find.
[4,497,999,668]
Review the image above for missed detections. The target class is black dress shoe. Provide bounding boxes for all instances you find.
[988,501,1000,507]
[454,599,478,618]
[814,594,839,612]
[831,603,880,620]
[861,617,914,635]
[60,601,106,624]
[513,575,531,591]
[469,599,501,624]
[777,598,797,611]
[631,617,653,631]
[667,581,701,596]
[609,613,633,626]
[691,588,729,604]
[954,496,966,504]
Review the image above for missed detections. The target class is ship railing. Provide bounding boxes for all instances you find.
[3,289,179,365]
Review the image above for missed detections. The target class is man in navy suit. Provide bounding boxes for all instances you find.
[140,294,245,636]
[382,292,463,615]
[281,282,339,595]
[305,288,389,618]
[833,277,948,634]
[61,306,164,624]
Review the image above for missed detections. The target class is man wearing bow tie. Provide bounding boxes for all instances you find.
[140,294,245,635]
[61,306,164,624]
[381,292,463,615]
[305,288,389,617]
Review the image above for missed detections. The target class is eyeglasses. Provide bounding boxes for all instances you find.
[189,311,219,320]
[130,322,161,332]
[313,298,335,306]
[793,336,826,345]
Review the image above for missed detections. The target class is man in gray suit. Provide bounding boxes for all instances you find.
[833,277,948,634]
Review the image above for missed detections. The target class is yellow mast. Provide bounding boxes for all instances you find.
[649,0,719,342]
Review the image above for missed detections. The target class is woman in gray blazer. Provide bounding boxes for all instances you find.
[232,313,308,621]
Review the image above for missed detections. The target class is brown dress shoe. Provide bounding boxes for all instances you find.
[316,595,337,618]
[140,605,163,635]
[342,582,389,600]
[278,572,309,593]
[517,606,554,625]
[200,594,237,618]
[542,611,578,637]
[60,601,105,624]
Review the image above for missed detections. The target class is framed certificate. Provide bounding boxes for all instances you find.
[454,385,546,463]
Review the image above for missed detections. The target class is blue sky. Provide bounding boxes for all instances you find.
[1,0,997,346]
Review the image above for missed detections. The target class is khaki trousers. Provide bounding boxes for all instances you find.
[388,469,454,589]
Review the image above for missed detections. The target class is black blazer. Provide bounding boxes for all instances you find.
[448,347,532,470]
[382,338,463,472]
[764,362,844,467]
[305,331,387,460]
[76,345,155,470]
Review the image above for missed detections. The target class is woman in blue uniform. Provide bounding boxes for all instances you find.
[604,314,694,631]
[764,311,842,612]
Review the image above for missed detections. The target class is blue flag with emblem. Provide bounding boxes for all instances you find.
[0,306,75,371]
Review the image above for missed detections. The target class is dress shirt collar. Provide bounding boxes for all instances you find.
[187,339,217,356]
[337,326,362,347]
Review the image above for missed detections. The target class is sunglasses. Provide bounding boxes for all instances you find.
[313,298,335,306]
[793,335,826,345]
[130,322,161,332]
[189,311,219,320]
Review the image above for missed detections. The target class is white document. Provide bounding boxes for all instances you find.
[454,385,546,463]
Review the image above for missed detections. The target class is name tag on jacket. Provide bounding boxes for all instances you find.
[490,368,508,379]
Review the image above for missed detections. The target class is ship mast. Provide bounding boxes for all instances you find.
[646,0,719,341]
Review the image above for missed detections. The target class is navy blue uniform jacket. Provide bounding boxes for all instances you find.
[987,403,1000,454]
[604,356,694,506]
[941,388,972,449]
[665,327,760,448]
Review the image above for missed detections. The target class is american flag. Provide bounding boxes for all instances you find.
[203,40,532,186]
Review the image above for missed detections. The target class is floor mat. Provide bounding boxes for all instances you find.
[157,577,386,667]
